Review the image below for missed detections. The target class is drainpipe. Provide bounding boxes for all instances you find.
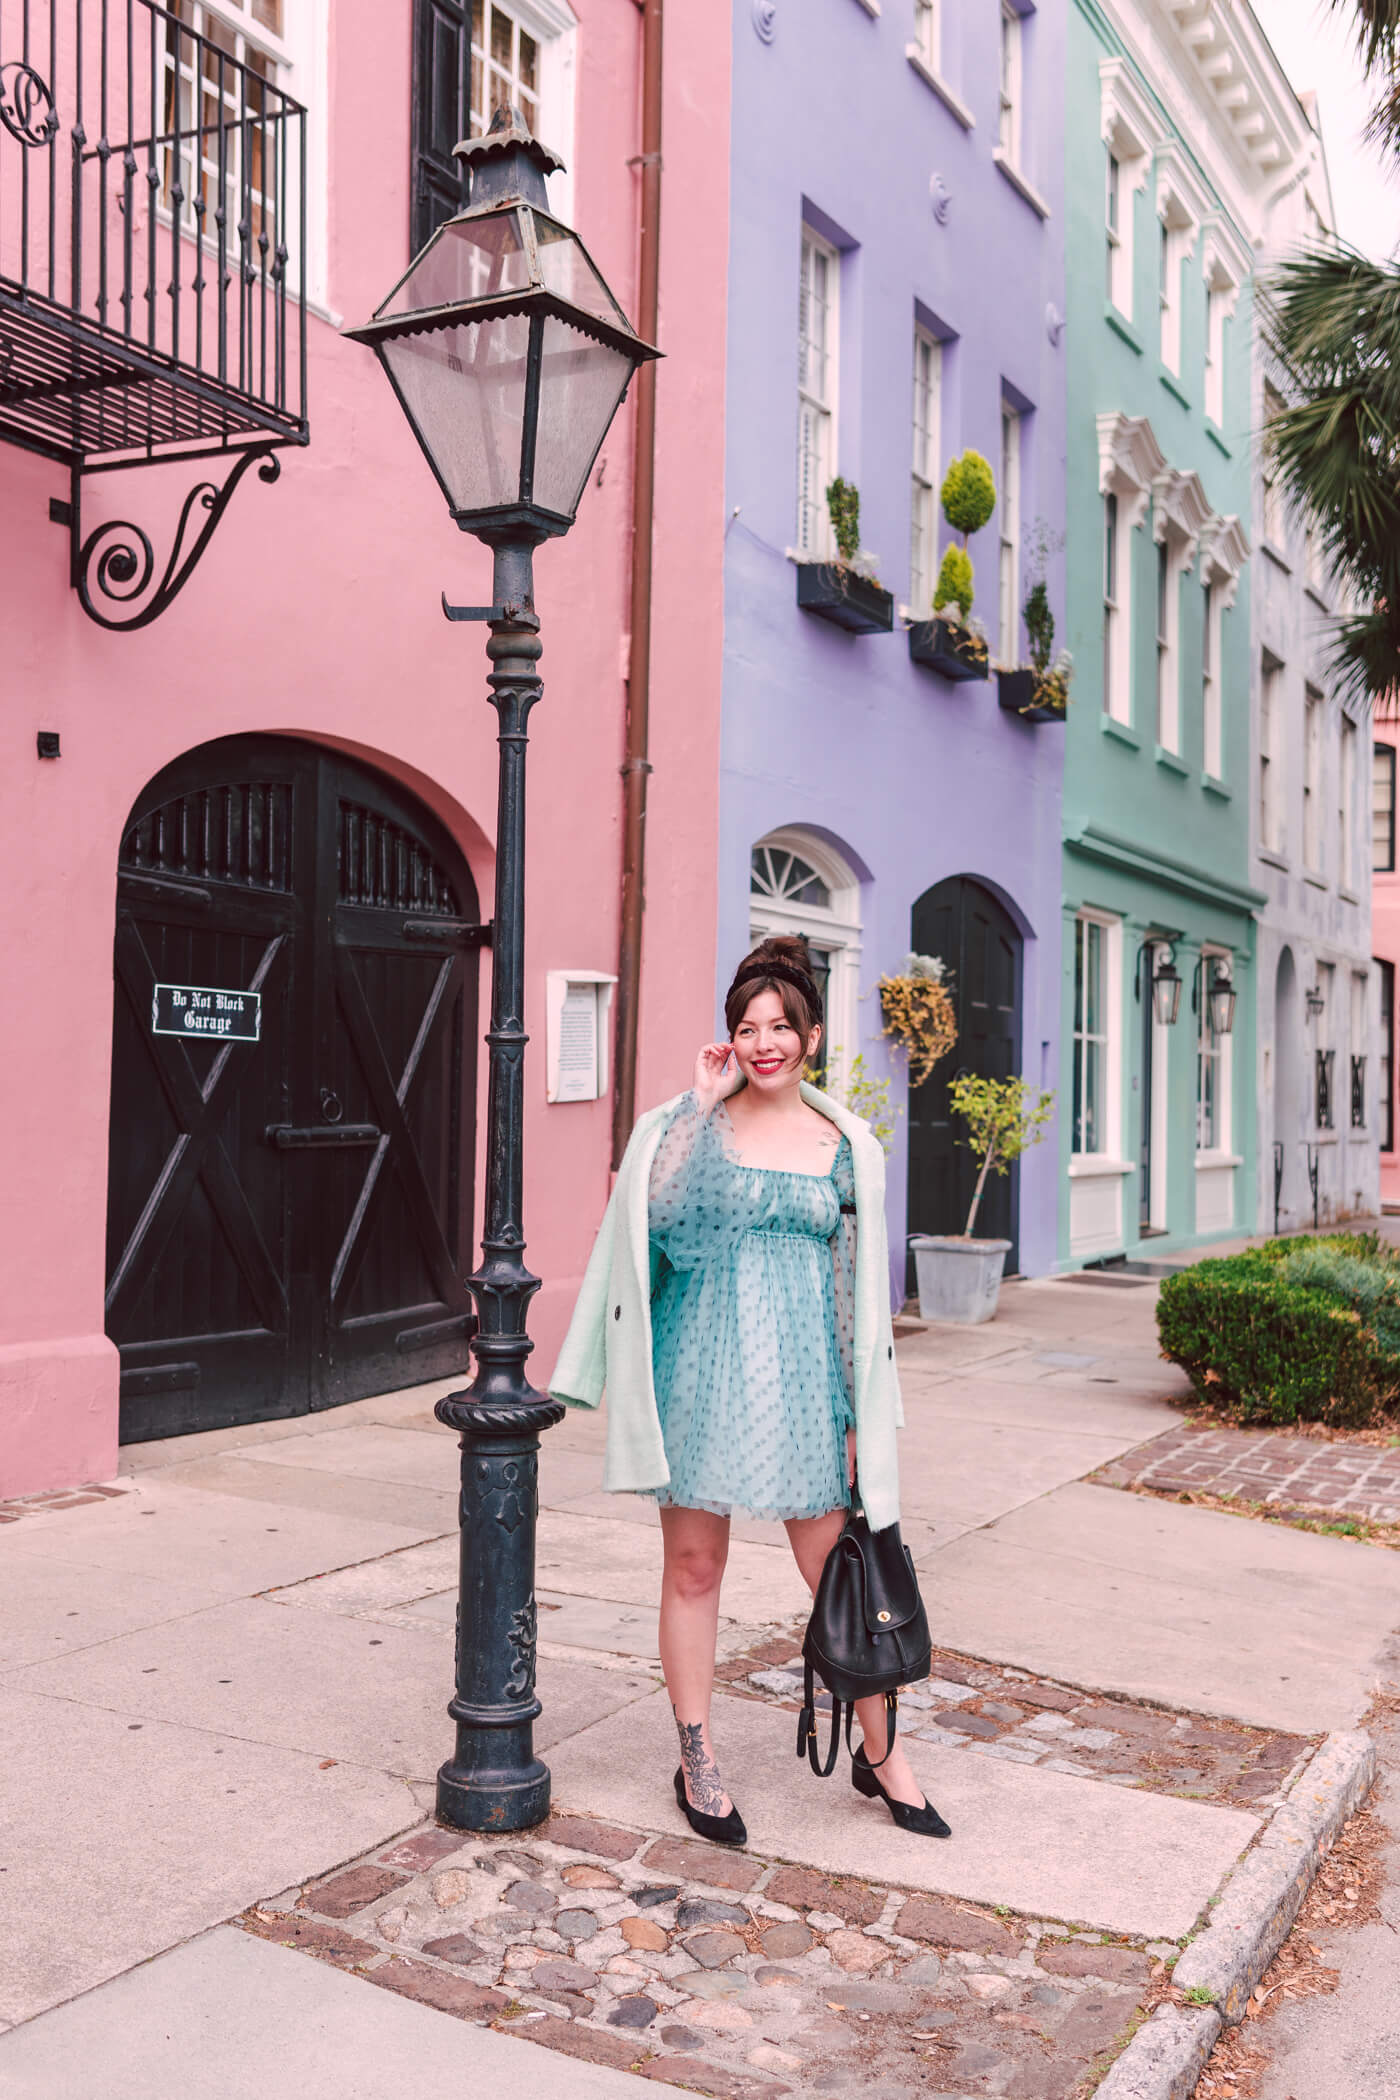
[612,0,663,1169]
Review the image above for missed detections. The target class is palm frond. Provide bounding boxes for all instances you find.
[1330,606,1400,709]
[1327,0,1400,80]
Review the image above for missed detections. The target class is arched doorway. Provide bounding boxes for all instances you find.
[1275,945,1299,1230]
[907,876,1024,1278]
[105,736,482,1442]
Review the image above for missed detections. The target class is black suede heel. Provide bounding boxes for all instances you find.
[852,1745,951,1838]
[673,1766,747,1847]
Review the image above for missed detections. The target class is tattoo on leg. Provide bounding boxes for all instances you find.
[675,1712,727,1813]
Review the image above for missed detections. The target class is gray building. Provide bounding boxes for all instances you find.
[1251,101,1378,1233]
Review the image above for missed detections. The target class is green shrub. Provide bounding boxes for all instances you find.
[1157,1238,1400,1427]
[933,544,974,620]
[940,450,997,539]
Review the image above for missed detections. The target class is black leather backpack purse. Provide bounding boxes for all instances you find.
[796,1476,932,1777]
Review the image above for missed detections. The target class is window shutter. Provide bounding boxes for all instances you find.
[411,0,470,257]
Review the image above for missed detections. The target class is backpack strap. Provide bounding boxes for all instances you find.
[860,1690,900,1772]
[795,1659,844,1778]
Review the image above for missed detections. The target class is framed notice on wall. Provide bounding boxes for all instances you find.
[545,971,617,1103]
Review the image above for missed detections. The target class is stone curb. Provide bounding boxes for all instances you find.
[1092,2004,1222,2100]
[1171,1729,1377,2021]
[1091,1729,1375,2099]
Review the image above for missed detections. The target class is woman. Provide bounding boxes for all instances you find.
[550,936,949,1846]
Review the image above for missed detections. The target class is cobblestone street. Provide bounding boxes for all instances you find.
[1095,1422,1400,1524]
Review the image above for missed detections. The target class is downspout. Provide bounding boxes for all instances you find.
[612,0,663,1169]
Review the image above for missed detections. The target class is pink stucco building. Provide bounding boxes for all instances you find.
[1375,717,1400,1209]
[0,0,729,1495]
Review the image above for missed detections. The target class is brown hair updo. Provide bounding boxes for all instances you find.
[724,935,823,1041]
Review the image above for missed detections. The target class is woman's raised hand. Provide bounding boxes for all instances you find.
[693,1040,739,1112]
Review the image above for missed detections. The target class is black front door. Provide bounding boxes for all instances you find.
[906,876,1023,1280]
[106,737,482,1441]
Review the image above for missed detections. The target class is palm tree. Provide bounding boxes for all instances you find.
[1264,2,1400,702]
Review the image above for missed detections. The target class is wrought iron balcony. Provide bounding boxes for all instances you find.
[0,0,308,624]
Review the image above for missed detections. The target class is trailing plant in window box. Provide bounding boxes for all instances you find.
[998,579,1072,721]
[877,952,957,1085]
[1157,1234,1400,1427]
[795,477,895,634]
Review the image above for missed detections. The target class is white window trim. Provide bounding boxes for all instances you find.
[1097,412,1166,725]
[749,829,863,1071]
[909,324,942,614]
[1259,654,1283,859]
[1072,910,1122,1162]
[156,0,332,316]
[1154,147,1206,380]
[999,3,1023,168]
[1151,465,1211,756]
[1200,227,1244,428]
[1201,577,1222,780]
[1304,684,1325,876]
[998,403,1022,668]
[1145,938,1172,1232]
[1340,713,1359,897]
[1196,943,1233,1159]
[797,228,840,559]
[1100,59,1163,325]
[1262,379,1288,554]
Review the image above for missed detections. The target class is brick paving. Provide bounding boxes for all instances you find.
[718,1636,1313,1812]
[0,1482,129,1524]
[247,1812,1190,2100]
[1094,1424,1400,1524]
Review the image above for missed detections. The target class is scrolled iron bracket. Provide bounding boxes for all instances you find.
[72,445,281,631]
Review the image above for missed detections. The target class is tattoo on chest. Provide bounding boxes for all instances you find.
[675,1713,727,1812]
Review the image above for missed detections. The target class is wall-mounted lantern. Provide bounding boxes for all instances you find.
[1134,938,1182,1026]
[1306,985,1326,1020]
[1193,957,1238,1036]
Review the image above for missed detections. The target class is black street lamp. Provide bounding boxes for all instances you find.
[1134,939,1182,1028]
[346,107,659,1833]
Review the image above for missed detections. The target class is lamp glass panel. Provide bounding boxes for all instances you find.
[531,315,635,518]
[381,312,529,512]
[533,216,629,328]
[379,211,530,318]
[1153,969,1181,1027]
[1209,982,1237,1036]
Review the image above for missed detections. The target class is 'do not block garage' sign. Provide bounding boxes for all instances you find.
[151,983,262,1043]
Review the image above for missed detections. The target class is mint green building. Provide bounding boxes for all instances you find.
[1059,0,1310,1266]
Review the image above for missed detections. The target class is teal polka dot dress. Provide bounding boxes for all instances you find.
[646,1093,856,1521]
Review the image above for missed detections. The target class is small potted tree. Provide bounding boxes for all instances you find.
[998,579,1073,723]
[795,477,895,634]
[908,449,995,681]
[909,1075,1054,1322]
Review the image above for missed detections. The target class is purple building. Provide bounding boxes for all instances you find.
[719,0,1068,1286]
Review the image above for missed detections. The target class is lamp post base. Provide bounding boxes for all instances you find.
[436,1754,554,1833]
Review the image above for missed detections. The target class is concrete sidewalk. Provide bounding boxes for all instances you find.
[3,1271,1399,2094]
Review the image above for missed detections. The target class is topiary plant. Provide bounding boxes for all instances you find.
[935,450,996,623]
[826,477,862,566]
[933,544,974,621]
[941,450,996,543]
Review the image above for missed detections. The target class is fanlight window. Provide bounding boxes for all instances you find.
[750,846,831,913]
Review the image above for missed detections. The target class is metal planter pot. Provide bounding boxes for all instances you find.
[908,616,989,682]
[795,561,896,634]
[909,1234,1011,1324]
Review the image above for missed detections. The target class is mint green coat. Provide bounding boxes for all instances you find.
[548,1084,905,1531]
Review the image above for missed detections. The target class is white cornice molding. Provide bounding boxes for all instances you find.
[1201,215,1252,289]
[1200,513,1251,610]
[1098,410,1167,529]
[1155,0,1312,192]
[1101,56,1165,177]
[1155,139,1211,243]
[1153,466,1214,566]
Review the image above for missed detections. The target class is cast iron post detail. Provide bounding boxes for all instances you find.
[434,534,566,1833]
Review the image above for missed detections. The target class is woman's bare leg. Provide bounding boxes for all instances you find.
[659,1504,733,1813]
[784,1508,928,1809]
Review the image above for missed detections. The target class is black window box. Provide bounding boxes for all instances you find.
[997,668,1067,724]
[795,561,895,634]
[907,617,989,682]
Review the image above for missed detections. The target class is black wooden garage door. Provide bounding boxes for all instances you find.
[106,736,483,1442]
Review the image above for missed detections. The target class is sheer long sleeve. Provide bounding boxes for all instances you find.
[829,1139,856,1424]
